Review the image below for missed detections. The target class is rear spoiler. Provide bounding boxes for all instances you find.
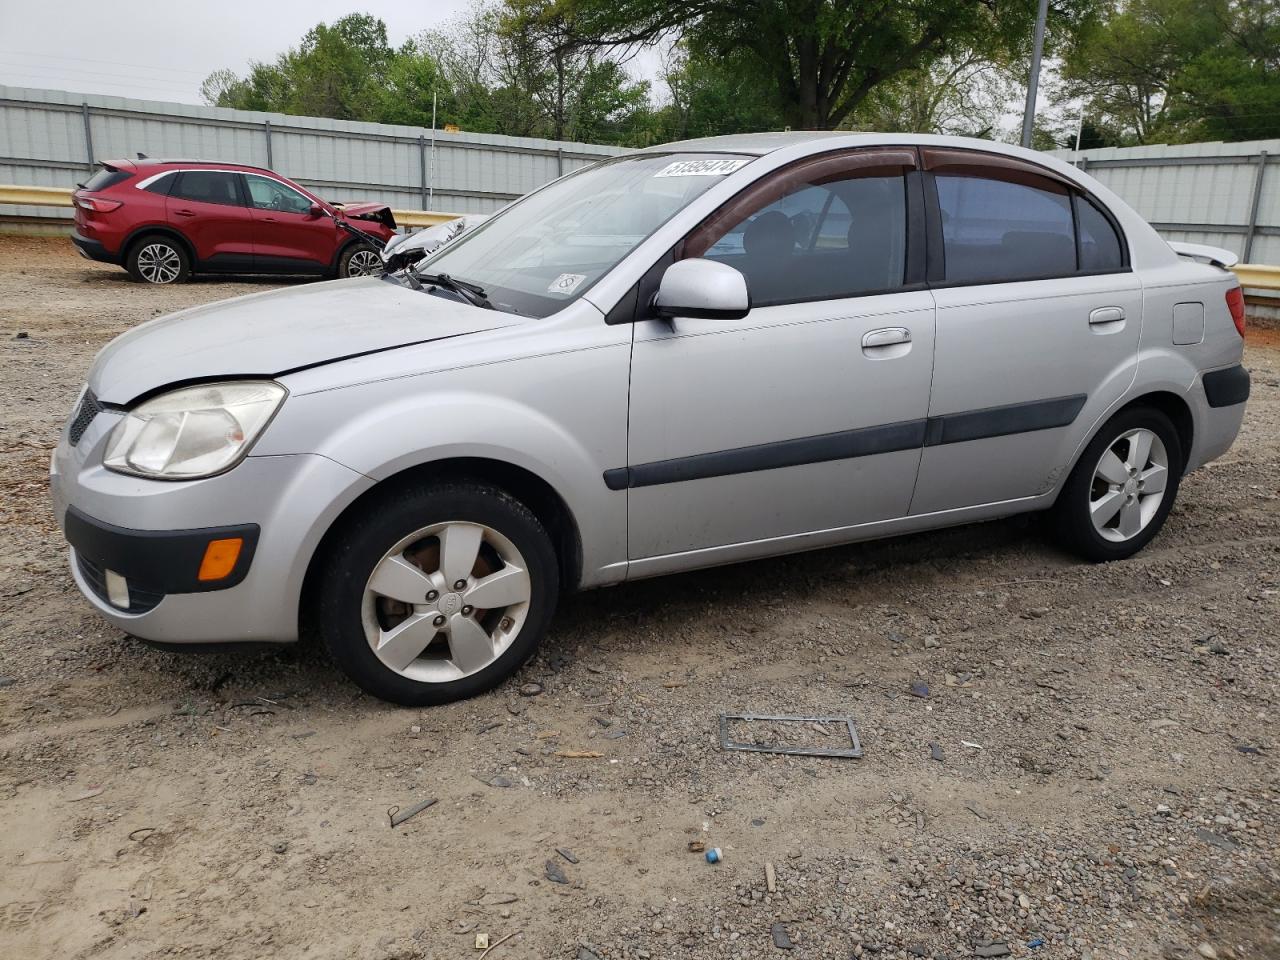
[1168,241,1239,269]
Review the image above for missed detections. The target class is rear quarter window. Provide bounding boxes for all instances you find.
[1077,197,1125,272]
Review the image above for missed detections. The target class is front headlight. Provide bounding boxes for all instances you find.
[104,381,286,479]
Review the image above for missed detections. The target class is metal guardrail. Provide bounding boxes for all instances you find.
[0,184,460,229]
[0,183,1277,289]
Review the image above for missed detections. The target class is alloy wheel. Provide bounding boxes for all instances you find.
[360,521,532,682]
[1089,427,1169,542]
[136,242,182,283]
[346,249,382,277]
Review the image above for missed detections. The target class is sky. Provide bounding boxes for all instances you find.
[0,0,480,104]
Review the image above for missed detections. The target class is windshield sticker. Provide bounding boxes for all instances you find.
[654,158,749,178]
[547,273,587,296]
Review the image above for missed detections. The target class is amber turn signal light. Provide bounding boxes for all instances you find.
[198,537,243,582]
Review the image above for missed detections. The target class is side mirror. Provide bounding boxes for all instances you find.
[653,259,750,320]
[308,203,327,219]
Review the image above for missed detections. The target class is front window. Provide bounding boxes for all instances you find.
[417,153,752,317]
[244,174,313,214]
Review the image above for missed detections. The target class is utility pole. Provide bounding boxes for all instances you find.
[1020,0,1050,148]
[1074,107,1085,152]
[428,90,437,210]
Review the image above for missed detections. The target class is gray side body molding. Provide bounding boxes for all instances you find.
[604,394,1087,491]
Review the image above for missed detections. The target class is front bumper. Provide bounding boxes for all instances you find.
[64,506,260,612]
[71,231,120,265]
[52,409,374,644]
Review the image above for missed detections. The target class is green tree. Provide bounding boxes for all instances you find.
[563,0,1086,130]
[1059,0,1280,144]
[656,44,785,139]
[853,51,1020,137]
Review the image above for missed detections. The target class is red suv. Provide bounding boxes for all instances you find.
[71,159,397,284]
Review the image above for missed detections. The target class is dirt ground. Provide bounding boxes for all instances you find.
[1,236,1277,960]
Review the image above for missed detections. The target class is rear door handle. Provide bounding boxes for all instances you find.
[1089,306,1125,325]
[862,327,911,349]
[174,208,196,217]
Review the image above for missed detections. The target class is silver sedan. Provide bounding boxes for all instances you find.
[52,133,1250,705]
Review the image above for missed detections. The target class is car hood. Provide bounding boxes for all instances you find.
[336,202,396,228]
[89,277,521,405]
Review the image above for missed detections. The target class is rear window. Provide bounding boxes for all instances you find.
[82,166,131,191]
[171,171,242,206]
[936,174,1076,284]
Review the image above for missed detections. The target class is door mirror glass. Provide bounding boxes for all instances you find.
[654,259,750,320]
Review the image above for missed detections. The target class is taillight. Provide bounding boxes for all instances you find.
[74,196,122,213]
[1225,286,1246,338]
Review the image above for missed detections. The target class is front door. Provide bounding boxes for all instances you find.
[624,149,936,562]
[242,173,338,270]
[909,149,1143,515]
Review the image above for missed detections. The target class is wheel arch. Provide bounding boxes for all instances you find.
[298,456,584,642]
[122,224,195,264]
[332,236,378,272]
[1057,388,1195,505]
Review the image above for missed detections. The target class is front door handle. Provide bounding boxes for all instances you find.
[1089,306,1125,325]
[863,327,911,348]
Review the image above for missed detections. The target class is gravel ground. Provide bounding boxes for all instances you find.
[0,236,1277,960]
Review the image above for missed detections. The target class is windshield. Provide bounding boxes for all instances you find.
[417,152,752,317]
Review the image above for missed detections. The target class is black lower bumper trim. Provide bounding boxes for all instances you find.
[1202,364,1250,408]
[71,231,119,265]
[63,506,259,595]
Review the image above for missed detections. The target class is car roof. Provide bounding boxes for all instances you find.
[104,158,283,176]
[640,131,1053,163]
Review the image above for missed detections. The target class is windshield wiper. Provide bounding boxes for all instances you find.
[417,273,494,310]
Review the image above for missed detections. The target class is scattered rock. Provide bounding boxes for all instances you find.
[1197,945,1219,959]
[1194,828,1237,852]
[909,680,930,698]
[974,944,1011,958]
[556,847,578,864]
[272,841,288,854]
[770,922,793,950]
[487,776,513,789]
[519,682,543,697]
[928,742,944,762]
[545,860,568,884]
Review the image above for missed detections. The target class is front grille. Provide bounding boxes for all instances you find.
[68,389,104,446]
[75,552,164,614]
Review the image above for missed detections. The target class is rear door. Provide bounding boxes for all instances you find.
[165,170,254,267]
[624,149,937,563]
[910,148,1142,515]
[242,173,337,271]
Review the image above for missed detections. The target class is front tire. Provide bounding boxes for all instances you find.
[1051,405,1183,562]
[125,236,190,284]
[338,243,382,278]
[317,482,559,706]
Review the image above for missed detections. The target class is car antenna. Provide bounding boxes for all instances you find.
[136,152,149,160]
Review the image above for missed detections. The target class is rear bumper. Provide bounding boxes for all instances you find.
[1202,364,1250,408]
[1186,364,1249,472]
[71,231,120,265]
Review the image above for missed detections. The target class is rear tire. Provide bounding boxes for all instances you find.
[125,235,190,284]
[317,482,558,706]
[1050,405,1183,562]
[338,243,382,278]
